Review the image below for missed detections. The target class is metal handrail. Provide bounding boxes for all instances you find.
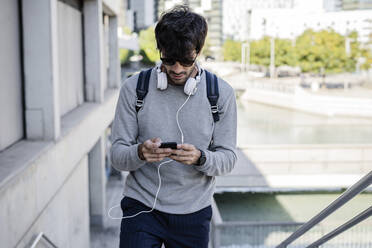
[211,199,223,248]
[30,232,58,248]
[276,171,372,248]
[214,221,305,227]
[306,206,372,248]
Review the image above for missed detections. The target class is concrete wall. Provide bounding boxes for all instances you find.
[103,14,109,91]
[0,0,121,247]
[0,0,24,151]
[57,2,85,116]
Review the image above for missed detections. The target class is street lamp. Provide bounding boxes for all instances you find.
[345,37,355,57]
[241,42,250,72]
[270,37,275,78]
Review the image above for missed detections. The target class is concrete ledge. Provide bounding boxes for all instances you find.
[216,174,372,192]
[0,140,52,190]
[241,88,372,117]
[240,144,372,164]
[216,147,372,193]
[239,143,372,149]
[15,156,90,248]
[265,174,369,189]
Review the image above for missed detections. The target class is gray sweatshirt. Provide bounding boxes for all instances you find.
[110,67,237,214]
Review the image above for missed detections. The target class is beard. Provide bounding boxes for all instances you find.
[163,65,196,85]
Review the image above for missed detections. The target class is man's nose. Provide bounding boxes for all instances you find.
[170,62,184,73]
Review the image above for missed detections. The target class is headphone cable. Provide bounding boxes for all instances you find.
[108,92,192,220]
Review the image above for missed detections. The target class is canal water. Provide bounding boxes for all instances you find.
[237,100,372,145]
[214,100,372,248]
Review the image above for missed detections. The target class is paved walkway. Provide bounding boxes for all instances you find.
[90,174,124,248]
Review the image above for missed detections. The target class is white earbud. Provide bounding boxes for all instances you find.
[156,62,201,95]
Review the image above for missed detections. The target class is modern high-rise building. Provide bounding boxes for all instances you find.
[223,0,325,41]
[324,0,343,11]
[223,0,283,41]
[192,0,223,55]
[223,0,372,44]
[126,0,156,31]
[245,8,372,43]
[118,0,129,28]
[157,0,189,19]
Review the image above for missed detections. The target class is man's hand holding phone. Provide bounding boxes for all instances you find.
[138,138,173,162]
[138,138,200,165]
[169,143,201,165]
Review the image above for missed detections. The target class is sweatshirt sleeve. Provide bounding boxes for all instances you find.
[194,87,238,176]
[110,79,146,171]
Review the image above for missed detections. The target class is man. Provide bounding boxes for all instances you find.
[110,5,237,248]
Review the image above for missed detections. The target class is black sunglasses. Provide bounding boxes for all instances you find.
[160,56,196,67]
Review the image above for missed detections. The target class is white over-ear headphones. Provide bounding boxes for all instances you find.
[156,62,201,95]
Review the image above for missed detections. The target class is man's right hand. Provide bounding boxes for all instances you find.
[138,138,173,162]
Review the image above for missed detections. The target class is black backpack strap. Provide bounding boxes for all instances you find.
[205,70,220,122]
[135,68,152,112]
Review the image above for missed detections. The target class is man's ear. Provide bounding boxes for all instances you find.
[160,64,166,73]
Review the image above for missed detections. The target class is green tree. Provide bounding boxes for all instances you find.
[119,26,134,66]
[250,36,271,66]
[348,31,372,70]
[296,29,325,72]
[275,38,297,67]
[120,49,134,66]
[122,26,132,35]
[295,29,361,73]
[222,29,372,73]
[223,39,241,61]
[139,26,159,65]
[362,49,372,70]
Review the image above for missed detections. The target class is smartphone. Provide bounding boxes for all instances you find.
[159,142,178,149]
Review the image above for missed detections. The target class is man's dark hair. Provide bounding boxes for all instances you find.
[155,5,208,60]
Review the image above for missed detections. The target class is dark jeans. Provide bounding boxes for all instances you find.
[119,197,212,248]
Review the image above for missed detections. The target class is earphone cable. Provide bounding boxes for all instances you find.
[107,159,172,220]
[107,91,192,220]
[176,93,192,144]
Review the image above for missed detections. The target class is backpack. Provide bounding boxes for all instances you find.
[135,68,220,122]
